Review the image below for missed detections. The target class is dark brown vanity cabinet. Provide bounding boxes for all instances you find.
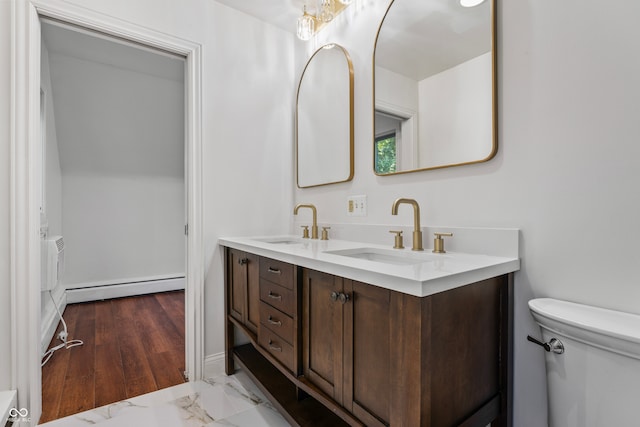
[227,248,260,334]
[257,257,299,374]
[224,246,513,427]
[302,269,392,427]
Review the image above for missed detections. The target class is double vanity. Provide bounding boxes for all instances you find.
[220,225,519,427]
[257,0,502,422]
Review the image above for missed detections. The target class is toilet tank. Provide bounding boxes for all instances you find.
[529,298,640,427]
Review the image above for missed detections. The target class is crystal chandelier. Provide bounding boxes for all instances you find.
[296,0,353,41]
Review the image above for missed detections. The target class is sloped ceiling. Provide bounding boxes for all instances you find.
[41,21,185,178]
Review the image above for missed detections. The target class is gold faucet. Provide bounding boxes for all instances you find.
[294,204,318,239]
[391,198,424,251]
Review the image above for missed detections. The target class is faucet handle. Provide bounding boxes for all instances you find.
[321,227,331,241]
[389,230,404,249]
[301,225,310,239]
[433,232,453,253]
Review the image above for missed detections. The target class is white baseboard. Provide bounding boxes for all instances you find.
[204,352,226,379]
[65,276,185,304]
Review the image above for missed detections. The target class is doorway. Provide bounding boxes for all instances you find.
[10,3,203,423]
[38,18,187,421]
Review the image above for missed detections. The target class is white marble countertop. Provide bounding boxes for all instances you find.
[219,235,520,297]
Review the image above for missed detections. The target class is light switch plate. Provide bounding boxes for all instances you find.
[347,195,367,217]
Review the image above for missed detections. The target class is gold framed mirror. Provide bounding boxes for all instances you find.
[373,0,496,175]
[297,44,354,188]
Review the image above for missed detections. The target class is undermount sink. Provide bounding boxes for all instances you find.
[324,247,444,266]
[252,237,303,245]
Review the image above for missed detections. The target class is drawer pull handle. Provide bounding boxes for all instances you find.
[267,267,281,275]
[268,339,282,352]
[267,316,282,326]
[268,291,282,300]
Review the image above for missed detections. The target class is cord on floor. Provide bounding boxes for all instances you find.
[41,290,84,366]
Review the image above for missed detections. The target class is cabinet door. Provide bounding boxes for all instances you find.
[302,269,344,403]
[228,249,246,323]
[343,280,391,427]
[227,249,259,334]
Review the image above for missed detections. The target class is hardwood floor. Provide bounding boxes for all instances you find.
[40,291,186,424]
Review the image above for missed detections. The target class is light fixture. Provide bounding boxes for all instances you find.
[296,1,352,41]
[319,0,334,23]
[296,6,315,41]
[460,0,486,7]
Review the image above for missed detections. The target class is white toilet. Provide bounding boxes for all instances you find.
[528,298,640,427]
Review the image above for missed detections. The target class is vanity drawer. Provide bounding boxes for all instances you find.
[259,257,294,290]
[259,327,294,371]
[260,302,294,345]
[260,280,294,315]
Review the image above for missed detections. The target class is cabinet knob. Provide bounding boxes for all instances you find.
[330,291,339,302]
[238,258,248,265]
[338,293,350,304]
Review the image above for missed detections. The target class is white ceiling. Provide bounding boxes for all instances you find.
[215,0,491,81]
[376,0,490,80]
[214,0,308,33]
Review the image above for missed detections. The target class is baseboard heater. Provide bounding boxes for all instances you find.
[66,276,185,304]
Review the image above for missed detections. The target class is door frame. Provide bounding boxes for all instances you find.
[10,1,204,422]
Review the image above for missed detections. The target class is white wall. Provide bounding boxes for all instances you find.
[418,52,492,167]
[40,41,66,354]
[61,174,184,286]
[294,1,640,425]
[40,44,62,236]
[203,2,295,355]
[374,66,419,113]
[44,46,186,287]
[0,0,12,393]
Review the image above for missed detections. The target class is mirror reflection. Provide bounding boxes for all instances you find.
[374,0,496,175]
[297,44,354,188]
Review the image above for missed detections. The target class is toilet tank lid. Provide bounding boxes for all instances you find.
[529,298,640,349]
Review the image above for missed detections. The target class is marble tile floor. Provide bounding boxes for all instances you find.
[39,371,291,427]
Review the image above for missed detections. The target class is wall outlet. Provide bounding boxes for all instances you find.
[347,195,367,217]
